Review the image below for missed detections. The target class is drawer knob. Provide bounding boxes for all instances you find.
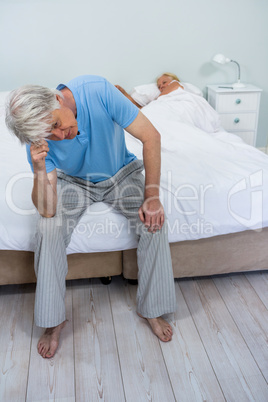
[234,118,240,124]
[236,99,242,104]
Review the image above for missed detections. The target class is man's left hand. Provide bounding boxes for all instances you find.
[138,198,165,233]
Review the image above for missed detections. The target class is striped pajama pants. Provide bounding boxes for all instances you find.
[34,159,176,328]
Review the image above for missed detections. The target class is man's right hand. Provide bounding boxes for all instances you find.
[30,139,49,172]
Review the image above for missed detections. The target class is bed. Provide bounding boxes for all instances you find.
[1,82,268,285]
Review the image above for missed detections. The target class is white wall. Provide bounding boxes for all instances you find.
[0,0,267,146]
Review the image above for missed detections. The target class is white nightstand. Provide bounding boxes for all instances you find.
[207,84,262,146]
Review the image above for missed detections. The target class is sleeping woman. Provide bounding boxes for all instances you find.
[117,73,221,133]
[115,72,184,108]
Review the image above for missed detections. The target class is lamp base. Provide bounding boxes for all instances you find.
[232,81,246,88]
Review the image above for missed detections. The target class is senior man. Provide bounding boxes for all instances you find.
[6,75,176,358]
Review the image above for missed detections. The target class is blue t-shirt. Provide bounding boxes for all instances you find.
[26,75,139,182]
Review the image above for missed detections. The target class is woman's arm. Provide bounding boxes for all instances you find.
[115,85,142,109]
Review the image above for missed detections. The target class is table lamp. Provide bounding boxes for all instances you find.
[212,54,246,88]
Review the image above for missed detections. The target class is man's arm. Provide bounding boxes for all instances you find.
[125,111,164,233]
[30,140,57,218]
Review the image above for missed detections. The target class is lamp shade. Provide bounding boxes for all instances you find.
[212,54,231,64]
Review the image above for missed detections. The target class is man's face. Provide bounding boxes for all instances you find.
[47,106,78,141]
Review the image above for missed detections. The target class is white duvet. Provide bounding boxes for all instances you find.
[143,87,221,134]
[1,89,268,254]
[126,88,268,239]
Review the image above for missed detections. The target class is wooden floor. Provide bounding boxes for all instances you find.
[0,271,267,402]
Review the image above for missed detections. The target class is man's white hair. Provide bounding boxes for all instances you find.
[5,85,63,144]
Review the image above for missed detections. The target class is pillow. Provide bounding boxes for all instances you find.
[130,82,203,106]
[182,82,203,97]
[131,83,160,107]
[0,91,11,107]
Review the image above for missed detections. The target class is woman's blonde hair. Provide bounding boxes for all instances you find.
[157,72,180,83]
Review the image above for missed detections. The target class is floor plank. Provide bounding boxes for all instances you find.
[109,276,175,402]
[245,271,268,309]
[160,280,225,401]
[0,284,35,402]
[179,277,268,402]
[72,278,125,401]
[0,272,267,401]
[213,273,268,381]
[26,285,75,402]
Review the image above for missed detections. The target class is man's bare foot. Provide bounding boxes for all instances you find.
[137,313,173,342]
[37,320,67,359]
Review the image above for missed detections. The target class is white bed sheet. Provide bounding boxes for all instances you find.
[1,89,268,254]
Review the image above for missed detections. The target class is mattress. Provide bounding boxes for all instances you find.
[1,88,268,255]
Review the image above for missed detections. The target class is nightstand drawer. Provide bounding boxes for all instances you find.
[207,84,262,147]
[220,113,257,131]
[217,93,259,113]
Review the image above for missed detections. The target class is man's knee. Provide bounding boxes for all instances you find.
[36,215,76,248]
[134,215,169,237]
[37,214,62,233]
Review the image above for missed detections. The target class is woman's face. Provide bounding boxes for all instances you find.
[157,75,173,92]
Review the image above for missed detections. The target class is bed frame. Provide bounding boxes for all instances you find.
[1,228,267,285]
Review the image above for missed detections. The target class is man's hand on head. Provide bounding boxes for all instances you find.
[138,197,165,233]
[30,139,49,172]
